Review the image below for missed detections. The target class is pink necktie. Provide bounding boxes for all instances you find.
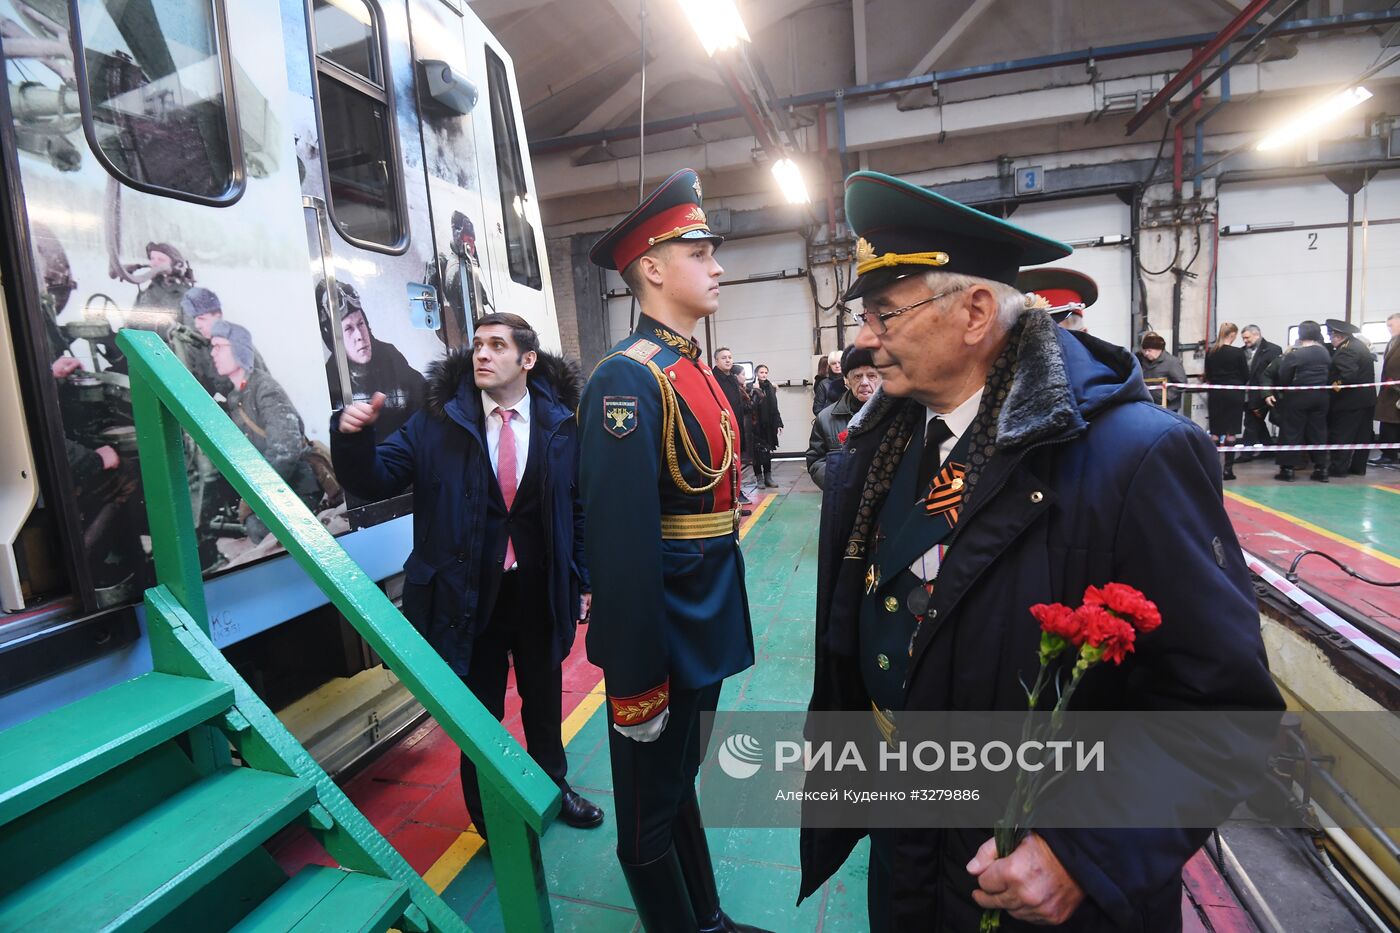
[497,408,517,569]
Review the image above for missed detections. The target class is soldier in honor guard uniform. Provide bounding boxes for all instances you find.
[1015,267,1097,333]
[580,169,767,933]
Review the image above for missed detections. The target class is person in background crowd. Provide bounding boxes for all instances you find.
[800,172,1282,931]
[812,355,830,413]
[1372,312,1400,466]
[1136,332,1187,412]
[318,280,426,444]
[210,321,322,540]
[1237,324,1281,461]
[329,311,603,840]
[1015,267,1097,334]
[1204,322,1248,480]
[713,347,755,513]
[1267,320,1331,482]
[805,345,880,488]
[749,364,783,488]
[812,349,845,414]
[1324,318,1377,477]
[578,169,765,933]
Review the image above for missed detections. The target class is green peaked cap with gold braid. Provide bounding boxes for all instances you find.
[842,171,1072,301]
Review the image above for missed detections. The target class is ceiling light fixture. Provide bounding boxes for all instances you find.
[677,0,751,57]
[771,158,810,204]
[1256,86,1373,151]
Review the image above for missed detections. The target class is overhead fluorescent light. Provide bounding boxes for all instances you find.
[677,0,751,57]
[1256,86,1373,151]
[771,157,810,204]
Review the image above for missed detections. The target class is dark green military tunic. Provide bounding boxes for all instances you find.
[860,427,970,717]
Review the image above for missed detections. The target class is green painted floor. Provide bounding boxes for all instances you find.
[1226,473,1400,560]
[440,471,872,931]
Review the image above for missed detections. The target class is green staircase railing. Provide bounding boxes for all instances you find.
[0,328,560,929]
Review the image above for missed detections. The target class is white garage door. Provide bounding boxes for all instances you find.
[1216,173,1400,352]
[1009,195,1134,350]
[604,233,815,455]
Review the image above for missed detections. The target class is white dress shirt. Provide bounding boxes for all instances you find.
[482,387,530,486]
[924,386,984,467]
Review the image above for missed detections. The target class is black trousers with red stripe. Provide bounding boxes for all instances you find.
[607,681,722,863]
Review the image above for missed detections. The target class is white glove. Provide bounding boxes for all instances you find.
[613,708,670,743]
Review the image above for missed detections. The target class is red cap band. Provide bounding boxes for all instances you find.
[613,203,711,273]
[1036,287,1084,309]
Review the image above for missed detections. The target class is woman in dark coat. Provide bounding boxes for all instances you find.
[1267,320,1332,482]
[1204,322,1248,479]
[749,364,783,487]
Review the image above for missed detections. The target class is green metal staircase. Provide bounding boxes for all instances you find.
[0,331,560,931]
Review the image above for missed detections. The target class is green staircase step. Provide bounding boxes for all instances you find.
[0,766,315,931]
[233,865,410,933]
[0,672,234,826]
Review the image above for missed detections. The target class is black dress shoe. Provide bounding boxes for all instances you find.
[1222,471,1236,481]
[1275,467,1295,482]
[1310,469,1329,483]
[558,790,604,829]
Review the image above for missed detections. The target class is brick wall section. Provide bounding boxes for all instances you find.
[547,235,581,360]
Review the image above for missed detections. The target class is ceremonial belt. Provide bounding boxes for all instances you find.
[660,511,739,539]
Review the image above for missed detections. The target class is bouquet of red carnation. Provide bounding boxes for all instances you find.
[980,583,1162,931]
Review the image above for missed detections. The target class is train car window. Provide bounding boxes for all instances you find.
[312,0,405,250]
[484,47,541,291]
[73,0,243,204]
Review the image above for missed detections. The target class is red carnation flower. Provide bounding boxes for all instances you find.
[837,430,849,444]
[1083,583,1162,633]
[1031,602,1082,644]
[1074,604,1137,665]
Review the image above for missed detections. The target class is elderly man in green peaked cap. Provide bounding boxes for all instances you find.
[799,171,1282,932]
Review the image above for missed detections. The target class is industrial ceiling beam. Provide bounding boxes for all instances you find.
[1124,0,1277,134]
[895,0,997,109]
[531,8,1400,154]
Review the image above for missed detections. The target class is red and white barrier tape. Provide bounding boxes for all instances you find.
[1163,380,1400,391]
[1242,549,1400,674]
[1218,443,1400,453]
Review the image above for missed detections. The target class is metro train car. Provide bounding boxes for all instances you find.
[0,0,558,768]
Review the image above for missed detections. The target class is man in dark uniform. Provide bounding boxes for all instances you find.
[1324,318,1377,476]
[798,172,1282,931]
[1238,324,1281,459]
[580,169,767,933]
[1015,267,1096,333]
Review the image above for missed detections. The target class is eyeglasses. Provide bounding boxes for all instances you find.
[845,286,965,335]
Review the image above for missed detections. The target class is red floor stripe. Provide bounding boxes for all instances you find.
[1225,497,1400,633]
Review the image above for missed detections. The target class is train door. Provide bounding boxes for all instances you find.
[403,0,493,349]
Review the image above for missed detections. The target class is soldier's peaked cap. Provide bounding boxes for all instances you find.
[842,171,1071,301]
[1324,318,1359,336]
[589,168,723,272]
[1016,267,1098,318]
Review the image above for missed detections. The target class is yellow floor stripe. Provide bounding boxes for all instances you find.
[1372,484,1400,498]
[1224,489,1400,570]
[425,488,784,892]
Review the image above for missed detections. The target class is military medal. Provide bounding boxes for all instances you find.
[906,584,933,617]
[864,563,880,594]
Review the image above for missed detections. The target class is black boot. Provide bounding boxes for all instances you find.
[1311,467,1329,483]
[1222,452,1236,481]
[620,847,698,933]
[673,795,773,933]
[1275,466,1295,482]
[763,470,778,489]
